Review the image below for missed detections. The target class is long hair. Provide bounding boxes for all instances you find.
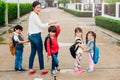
[86,31,96,53]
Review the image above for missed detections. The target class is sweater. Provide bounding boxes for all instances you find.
[46,25,61,56]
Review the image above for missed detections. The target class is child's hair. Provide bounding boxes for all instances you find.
[74,27,83,38]
[86,31,96,44]
[48,26,57,33]
[13,25,23,31]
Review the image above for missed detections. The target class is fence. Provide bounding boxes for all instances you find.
[59,3,102,17]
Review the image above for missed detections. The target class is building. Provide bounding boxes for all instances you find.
[45,0,58,7]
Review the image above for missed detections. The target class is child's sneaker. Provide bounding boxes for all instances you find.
[87,68,94,72]
[74,68,79,72]
[51,70,56,75]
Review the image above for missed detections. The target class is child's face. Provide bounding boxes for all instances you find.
[88,33,94,40]
[75,31,82,37]
[15,29,22,34]
[49,32,56,37]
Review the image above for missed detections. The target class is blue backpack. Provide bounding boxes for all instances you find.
[89,41,100,64]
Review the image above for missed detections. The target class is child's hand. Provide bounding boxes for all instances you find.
[26,39,29,42]
[48,56,52,59]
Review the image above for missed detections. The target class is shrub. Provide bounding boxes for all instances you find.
[60,7,92,17]
[0,1,5,25]
[95,16,120,34]
[7,3,32,21]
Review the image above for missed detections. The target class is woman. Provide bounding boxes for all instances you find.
[28,1,57,75]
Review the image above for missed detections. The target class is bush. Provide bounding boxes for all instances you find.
[8,3,17,20]
[95,16,120,34]
[0,1,5,25]
[60,7,92,17]
[8,3,32,21]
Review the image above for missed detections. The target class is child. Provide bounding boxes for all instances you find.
[45,24,61,75]
[13,25,28,71]
[85,31,96,72]
[74,27,85,73]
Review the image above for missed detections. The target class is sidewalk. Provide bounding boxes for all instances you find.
[0,8,120,80]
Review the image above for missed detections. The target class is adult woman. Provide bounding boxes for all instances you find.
[28,1,57,75]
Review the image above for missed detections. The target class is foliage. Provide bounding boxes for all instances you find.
[7,3,32,21]
[0,1,5,25]
[59,7,92,17]
[104,0,120,3]
[95,16,120,34]
[58,0,70,3]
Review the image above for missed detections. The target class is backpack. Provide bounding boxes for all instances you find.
[69,42,79,59]
[44,34,52,52]
[89,41,100,64]
[8,36,16,56]
[93,46,99,64]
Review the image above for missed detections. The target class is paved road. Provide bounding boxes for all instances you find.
[0,8,120,80]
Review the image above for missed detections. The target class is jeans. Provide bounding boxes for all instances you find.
[15,48,23,69]
[28,33,44,70]
[51,52,59,71]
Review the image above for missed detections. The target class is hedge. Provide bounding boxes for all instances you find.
[95,16,120,34]
[0,1,5,25]
[8,3,32,21]
[0,2,32,25]
[59,7,92,17]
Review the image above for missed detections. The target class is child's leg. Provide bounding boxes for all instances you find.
[75,53,82,69]
[15,50,19,69]
[87,52,94,70]
[51,53,59,71]
[18,49,23,69]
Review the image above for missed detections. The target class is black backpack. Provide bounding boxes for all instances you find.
[44,34,52,52]
[69,42,79,59]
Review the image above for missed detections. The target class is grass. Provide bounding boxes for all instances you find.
[0,37,5,41]
[117,42,120,46]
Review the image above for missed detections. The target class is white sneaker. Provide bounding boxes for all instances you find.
[87,68,94,72]
[51,70,56,75]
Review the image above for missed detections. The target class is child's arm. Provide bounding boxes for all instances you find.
[85,43,94,52]
[55,24,61,37]
[46,39,52,58]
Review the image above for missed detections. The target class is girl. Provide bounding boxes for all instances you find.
[85,31,96,72]
[74,27,85,73]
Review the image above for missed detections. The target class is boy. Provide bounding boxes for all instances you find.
[45,24,61,75]
[13,25,28,71]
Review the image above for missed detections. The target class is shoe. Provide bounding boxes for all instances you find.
[15,68,18,71]
[74,68,79,72]
[40,69,48,75]
[29,69,36,75]
[51,70,56,75]
[21,68,26,71]
[87,68,94,72]
[56,66,60,71]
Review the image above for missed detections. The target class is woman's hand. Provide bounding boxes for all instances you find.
[48,20,57,25]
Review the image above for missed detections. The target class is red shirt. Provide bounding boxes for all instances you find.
[46,25,61,56]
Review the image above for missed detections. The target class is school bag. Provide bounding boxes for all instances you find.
[44,34,52,52]
[8,36,16,56]
[69,42,79,59]
[89,41,100,64]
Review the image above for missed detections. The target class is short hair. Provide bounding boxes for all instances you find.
[13,25,23,31]
[32,1,41,9]
[48,26,57,33]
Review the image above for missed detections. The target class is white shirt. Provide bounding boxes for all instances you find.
[28,11,49,35]
[75,37,84,54]
[13,32,19,42]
